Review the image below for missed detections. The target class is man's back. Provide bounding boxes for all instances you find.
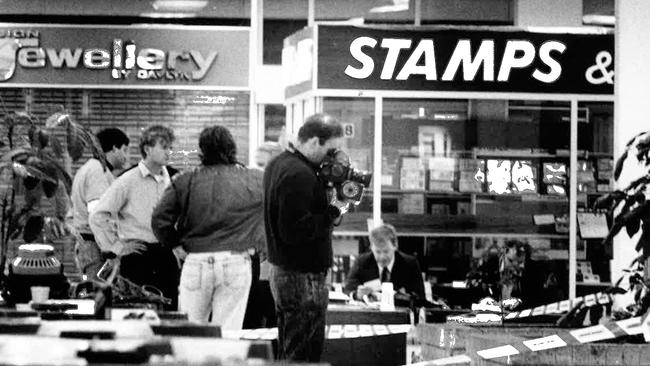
[264,150,333,273]
[71,158,113,234]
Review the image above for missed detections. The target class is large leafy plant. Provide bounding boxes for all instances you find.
[0,101,104,285]
[595,132,650,263]
[593,132,650,317]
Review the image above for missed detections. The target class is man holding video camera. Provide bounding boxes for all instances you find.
[263,113,346,362]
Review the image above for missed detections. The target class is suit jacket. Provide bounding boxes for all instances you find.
[344,251,425,300]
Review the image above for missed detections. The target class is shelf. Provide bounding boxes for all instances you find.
[333,230,568,239]
[333,213,569,239]
[368,189,573,202]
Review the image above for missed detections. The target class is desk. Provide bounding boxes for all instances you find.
[327,304,411,325]
[0,334,272,365]
[0,305,409,366]
[233,324,410,366]
[432,284,483,309]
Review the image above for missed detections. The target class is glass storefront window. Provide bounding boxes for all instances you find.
[5,88,251,173]
[378,98,575,294]
[322,97,375,215]
[308,95,612,296]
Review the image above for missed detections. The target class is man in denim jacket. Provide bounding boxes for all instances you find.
[152,126,264,330]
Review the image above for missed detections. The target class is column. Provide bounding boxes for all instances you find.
[612,1,650,284]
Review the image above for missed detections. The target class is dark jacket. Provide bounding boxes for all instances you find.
[152,165,265,253]
[344,251,425,301]
[264,149,334,273]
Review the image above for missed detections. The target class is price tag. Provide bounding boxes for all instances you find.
[570,325,615,343]
[523,335,567,352]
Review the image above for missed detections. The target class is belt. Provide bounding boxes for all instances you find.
[187,251,249,264]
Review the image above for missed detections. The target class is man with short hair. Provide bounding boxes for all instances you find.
[344,223,425,302]
[71,127,130,279]
[90,125,179,308]
[264,113,344,362]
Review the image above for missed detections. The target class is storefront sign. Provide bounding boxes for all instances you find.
[0,24,249,87]
[317,25,614,94]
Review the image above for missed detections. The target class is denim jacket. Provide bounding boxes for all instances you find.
[152,164,265,254]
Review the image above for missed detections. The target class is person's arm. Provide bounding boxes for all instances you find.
[89,179,144,256]
[407,257,426,300]
[276,170,333,246]
[151,179,182,249]
[344,257,363,297]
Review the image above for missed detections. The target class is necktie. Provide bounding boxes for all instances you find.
[380,267,390,283]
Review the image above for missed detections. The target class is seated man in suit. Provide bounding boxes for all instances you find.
[344,224,425,304]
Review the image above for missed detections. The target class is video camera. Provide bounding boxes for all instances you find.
[318,149,372,203]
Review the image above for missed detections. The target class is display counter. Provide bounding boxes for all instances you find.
[0,301,411,366]
[327,303,410,325]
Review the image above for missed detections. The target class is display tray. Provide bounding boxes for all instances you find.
[465,331,648,366]
[417,322,562,361]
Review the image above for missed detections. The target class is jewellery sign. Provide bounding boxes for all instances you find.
[317,25,614,94]
[0,24,249,87]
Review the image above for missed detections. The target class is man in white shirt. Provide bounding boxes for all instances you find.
[90,125,180,309]
[71,128,129,279]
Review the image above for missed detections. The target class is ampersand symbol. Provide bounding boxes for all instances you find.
[585,51,614,85]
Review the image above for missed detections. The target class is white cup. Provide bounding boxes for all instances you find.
[30,286,50,303]
[380,282,395,311]
[333,283,343,293]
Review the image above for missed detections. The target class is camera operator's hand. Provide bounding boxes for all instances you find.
[330,198,350,216]
[326,187,351,219]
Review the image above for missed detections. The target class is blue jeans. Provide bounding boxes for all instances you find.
[269,264,329,362]
[179,251,252,330]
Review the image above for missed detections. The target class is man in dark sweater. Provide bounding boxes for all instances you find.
[264,113,343,362]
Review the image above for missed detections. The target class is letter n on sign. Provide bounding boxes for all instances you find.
[343,123,354,138]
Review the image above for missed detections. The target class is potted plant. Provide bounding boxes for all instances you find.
[0,101,104,302]
[594,131,650,317]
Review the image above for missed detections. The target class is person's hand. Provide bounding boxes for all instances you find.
[326,187,351,218]
[330,198,351,217]
[118,241,147,256]
[172,246,187,266]
[356,285,374,300]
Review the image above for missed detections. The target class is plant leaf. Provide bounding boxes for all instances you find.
[626,218,641,237]
[603,202,650,245]
[592,190,626,212]
[49,135,64,157]
[634,221,650,256]
[66,122,85,161]
[45,112,69,128]
[40,156,72,194]
[2,148,32,163]
[614,149,629,181]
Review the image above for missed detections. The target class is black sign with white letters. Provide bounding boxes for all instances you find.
[317,25,614,94]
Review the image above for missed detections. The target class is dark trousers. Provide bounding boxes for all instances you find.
[269,265,328,362]
[243,252,277,329]
[120,244,180,310]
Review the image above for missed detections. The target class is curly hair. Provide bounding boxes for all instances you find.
[139,125,175,158]
[198,125,238,166]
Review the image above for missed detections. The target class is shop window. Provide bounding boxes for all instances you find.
[322,97,374,215]
[0,88,250,174]
[264,104,286,142]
